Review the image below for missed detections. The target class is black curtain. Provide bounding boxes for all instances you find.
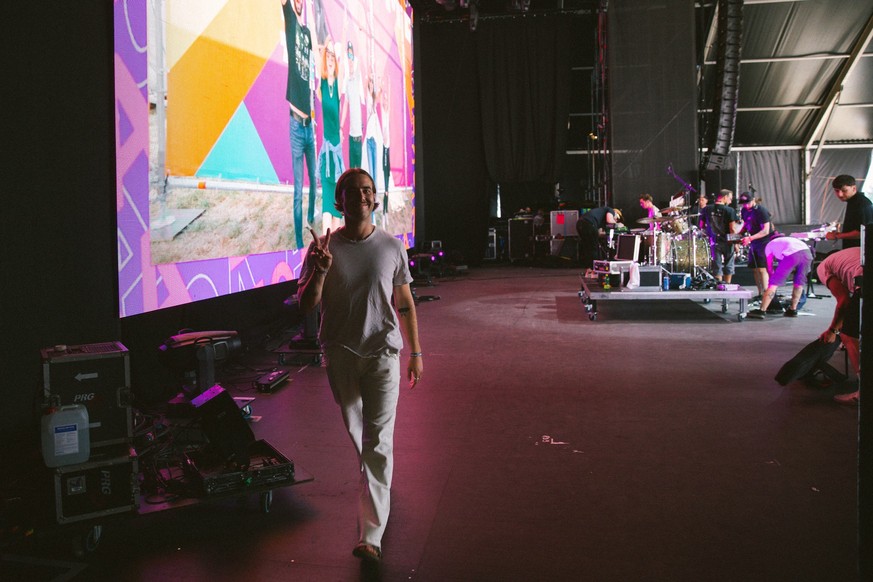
[416,15,575,263]
[476,15,574,184]
[3,3,119,442]
[417,22,489,263]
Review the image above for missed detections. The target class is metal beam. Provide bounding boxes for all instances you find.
[803,10,873,150]
[697,2,719,86]
[703,52,872,66]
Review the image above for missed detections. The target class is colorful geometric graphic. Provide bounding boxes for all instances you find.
[114,0,415,317]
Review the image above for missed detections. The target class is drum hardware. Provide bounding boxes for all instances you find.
[659,205,689,214]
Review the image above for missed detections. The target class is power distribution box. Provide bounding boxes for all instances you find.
[53,447,138,524]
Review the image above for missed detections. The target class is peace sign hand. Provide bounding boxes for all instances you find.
[309,227,333,273]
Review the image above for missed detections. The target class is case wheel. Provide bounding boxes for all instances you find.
[72,524,102,557]
[260,490,273,513]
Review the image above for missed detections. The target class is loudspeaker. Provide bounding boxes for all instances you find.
[191,385,255,469]
[703,0,743,172]
[508,218,534,261]
[484,228,498,260]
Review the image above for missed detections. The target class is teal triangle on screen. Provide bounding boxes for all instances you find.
[198,103,280,184]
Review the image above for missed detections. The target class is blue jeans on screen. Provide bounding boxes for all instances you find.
[290,117,318,248]
[366,137,377,186]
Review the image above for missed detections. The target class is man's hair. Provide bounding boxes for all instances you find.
[334,168,379,213]
[832,174,856,190]
[639,193,653,203]
[718,189,733,201]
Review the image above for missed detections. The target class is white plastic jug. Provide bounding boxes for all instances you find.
[41,404,90,467]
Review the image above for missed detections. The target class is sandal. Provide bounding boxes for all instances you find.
[352,542,382,562]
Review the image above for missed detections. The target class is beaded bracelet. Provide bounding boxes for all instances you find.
[410,352,423,357]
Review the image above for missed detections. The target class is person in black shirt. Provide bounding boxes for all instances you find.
[699,189,742,283]
[739,192,773,299]
[576,206,622,277]
[825,174,873,249]
[283,0,318,249]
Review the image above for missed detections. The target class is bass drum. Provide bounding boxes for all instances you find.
[673,234,710,273]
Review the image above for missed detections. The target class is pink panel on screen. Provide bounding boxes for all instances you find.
[244,44,294,185]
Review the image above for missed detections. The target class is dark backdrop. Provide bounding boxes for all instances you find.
[608,0,698,224]
[415,14,576,263]
[2,3,119,444]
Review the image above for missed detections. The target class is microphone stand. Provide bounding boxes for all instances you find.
[666,164,714,287]
[666,163,697,195]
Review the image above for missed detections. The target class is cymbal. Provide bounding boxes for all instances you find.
[660,205,689,213]
[637,215,677,224]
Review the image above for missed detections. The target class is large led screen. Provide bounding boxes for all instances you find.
[115,0,415,317]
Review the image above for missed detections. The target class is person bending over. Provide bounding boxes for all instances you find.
[817,247,862,404]
[576,206,622,278]
[747,235,813,319]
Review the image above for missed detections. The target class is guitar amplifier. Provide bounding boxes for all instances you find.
[42,342,132,448]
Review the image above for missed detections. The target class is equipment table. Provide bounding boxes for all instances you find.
[579,276,753,321]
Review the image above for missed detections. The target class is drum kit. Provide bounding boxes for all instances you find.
[630,205,712,274]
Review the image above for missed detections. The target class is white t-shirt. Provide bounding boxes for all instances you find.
[303,228,412,356]
[344,63,364,137]
[764,236,809,260]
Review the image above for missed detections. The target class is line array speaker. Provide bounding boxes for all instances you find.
[704,0,743,171]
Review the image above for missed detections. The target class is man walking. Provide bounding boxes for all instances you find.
[297,168,423,563]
